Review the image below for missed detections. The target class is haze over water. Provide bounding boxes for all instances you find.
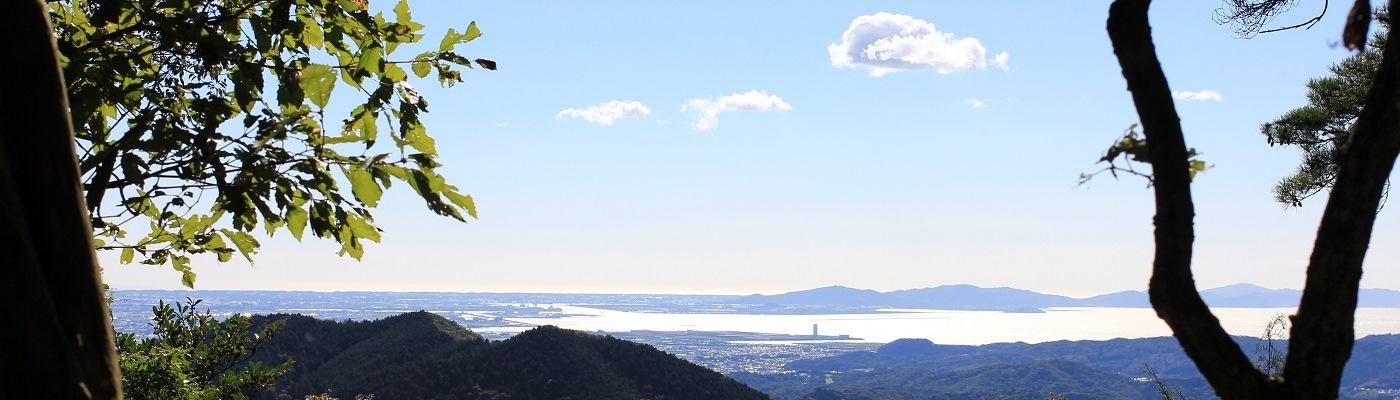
[480,306,1400,345]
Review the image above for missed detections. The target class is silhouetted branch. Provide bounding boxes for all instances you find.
[1107,0,1277,397]
[1216,0,1332,36]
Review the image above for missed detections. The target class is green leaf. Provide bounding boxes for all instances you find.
[411,61,431,78]
[338,228,365,260]
[384,63,407,82]
[378,164,411,181]
[439,28,458,52]
[286,206,308,241]
[444,190,477,219]
[264,213,284,236]
[221,229,259,262]
[355,107,379,144]
[403,120,436,154]
[196,210,225,232]
[339,0,365,12]
[301,64,337,109]
[302,16,324,48]
[463,21,481,42]
[360,45,384,75]
[172,256,195,288]
[207,234,233,262]
[139,197,159,218]
[394,0,411,24]
[1189,159,1210,180]
[347,214,382,242]
[346,167,384,207]
[120,247,135,264]
[332,105,378,145]
[340,68,363,91]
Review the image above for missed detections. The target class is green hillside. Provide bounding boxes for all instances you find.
[245,312,768,400]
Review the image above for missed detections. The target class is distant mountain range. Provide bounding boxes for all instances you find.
[739,283,1400,310]
[243,312,768,400]
[735,334,1400,400]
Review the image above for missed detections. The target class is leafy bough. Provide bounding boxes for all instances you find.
[50,0,493,286]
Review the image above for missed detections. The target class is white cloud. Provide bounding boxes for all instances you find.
[829,12,1008,77]
[991,52,1010,71]
[682,90,792,132]
[495,122,510,127]
[556,100,652,126]
[1172,90,1223,102]
[962,98,988,108]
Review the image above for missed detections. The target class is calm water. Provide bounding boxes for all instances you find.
[476,306,1400,344]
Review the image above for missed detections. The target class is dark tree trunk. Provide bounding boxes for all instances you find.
[1106,1,1275,397]
[1285,0,1400,395]
[0,0,122,398]
[1107,0,1400,398]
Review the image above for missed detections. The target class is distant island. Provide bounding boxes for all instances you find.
[112,283,1400,323]
[735,283,1400,311]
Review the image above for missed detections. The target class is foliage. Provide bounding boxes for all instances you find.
[48,0,492,287]
[1253,314,1290,377]
[1142,365,1187,400]
[116,298,290,399]
[1080,124,1211,187]
[1139,313,1294,400]
[1261,8,1390,207]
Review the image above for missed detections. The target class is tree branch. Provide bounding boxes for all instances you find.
[1259,0,1329,34]
[1106,0,1275,397]
[1285,0,1400,395]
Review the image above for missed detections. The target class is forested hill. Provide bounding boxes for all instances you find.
[244,311,769,400]
[736,335,1400,400]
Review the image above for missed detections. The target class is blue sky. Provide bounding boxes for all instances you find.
[105,1,1400,296]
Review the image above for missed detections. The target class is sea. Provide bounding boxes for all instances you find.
[476,305,1400,344]
[109,290,1400,344]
